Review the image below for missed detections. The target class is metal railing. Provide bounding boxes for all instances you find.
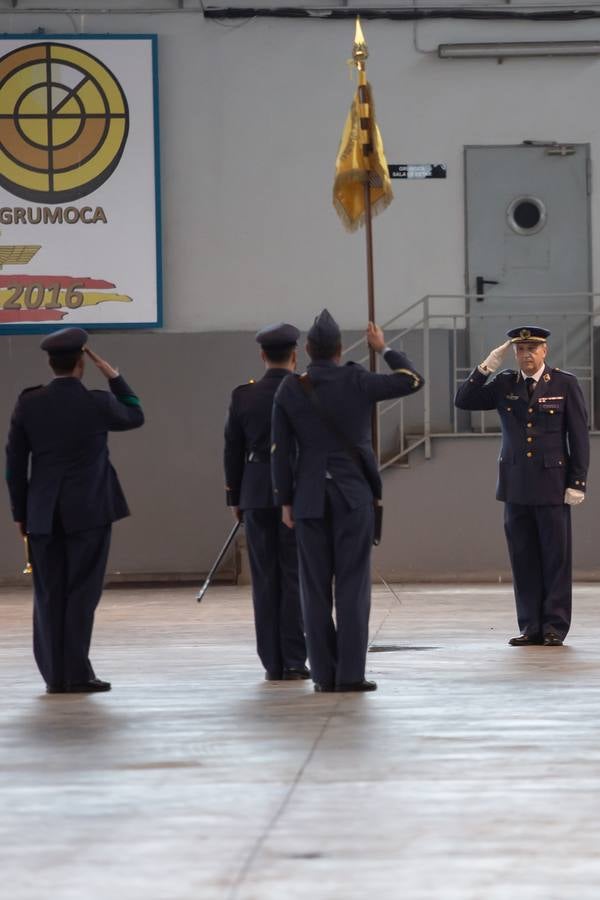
[343,292,600,469]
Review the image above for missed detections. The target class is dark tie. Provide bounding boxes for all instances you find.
[525,377,536,398]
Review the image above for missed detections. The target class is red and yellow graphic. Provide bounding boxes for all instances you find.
[0,229,131,323]
[0,42,129,204]
[0,273,131,323]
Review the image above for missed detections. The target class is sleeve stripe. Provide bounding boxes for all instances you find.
[392,368,422,389]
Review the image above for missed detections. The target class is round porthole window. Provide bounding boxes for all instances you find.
[506,196,547,235]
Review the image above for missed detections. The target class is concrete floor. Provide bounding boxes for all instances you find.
[2,583,600,900]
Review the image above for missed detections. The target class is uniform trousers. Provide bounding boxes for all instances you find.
[243,508,306,674]
[29,515,112,688]
[504,502,572,640]
[295,481,374,688]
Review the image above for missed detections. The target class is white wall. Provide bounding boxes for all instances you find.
[1,5,600,332]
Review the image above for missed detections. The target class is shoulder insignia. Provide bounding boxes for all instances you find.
[19,384,44,396]
[553,367,575,377]
[232,381,254,394]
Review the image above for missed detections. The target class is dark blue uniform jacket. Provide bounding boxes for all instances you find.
[5,375,144,535]
[271,349,424,519]
[224,368,289,510]
[455,365,589,505]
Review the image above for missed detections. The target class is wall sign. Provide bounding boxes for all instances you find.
[0,35,161,332]
[388,164,447,179]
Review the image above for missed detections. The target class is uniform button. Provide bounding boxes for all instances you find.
[575,480,580,485]
[527,436,533,443]
[506,407,512,412]
[528,408,533,413]
[558,461,563,466]
[526,451,533,458]
[527,422,532,428]
[549,410,555,415]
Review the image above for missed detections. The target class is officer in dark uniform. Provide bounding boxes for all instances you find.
[5,327,144,692]
[271,310,424,692]
[455,325,590,646]
[224,323,308,681]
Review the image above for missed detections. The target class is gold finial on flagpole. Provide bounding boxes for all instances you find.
[352,17,369,70]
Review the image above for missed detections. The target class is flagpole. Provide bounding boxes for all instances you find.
[364,182,376,360]
[363,179,380,456]
[333,16,392,458]
[356,32,380,455]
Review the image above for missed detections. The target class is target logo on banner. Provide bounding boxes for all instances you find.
[0,42,129,204]
[0,35,159,332]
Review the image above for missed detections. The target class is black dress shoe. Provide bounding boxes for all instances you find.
[46,685,65,694]
[264,671,283,681]
[508,634,542,646]
[282,666,311,680]
[543,633,564,646]
[64,678,111,693]
[335,680,377,692]
[313,683,335,693]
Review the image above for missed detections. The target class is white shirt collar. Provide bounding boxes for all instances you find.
[520,363,546,383]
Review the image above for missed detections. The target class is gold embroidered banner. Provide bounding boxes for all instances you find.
[333,20,393,232]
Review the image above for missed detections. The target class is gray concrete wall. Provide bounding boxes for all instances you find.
[0,328,431,582]
[2,330,598,582]
[374,435,600,581]
[2,331,248,583]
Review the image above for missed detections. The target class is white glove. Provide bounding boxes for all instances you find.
[564,488,585,506]
[478,340,511,375]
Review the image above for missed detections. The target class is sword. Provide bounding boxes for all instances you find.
[23,535,32,576]
[196,520,241,602]
[374,569,403,606]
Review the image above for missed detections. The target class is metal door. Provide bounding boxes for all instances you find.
[465,144,592,380]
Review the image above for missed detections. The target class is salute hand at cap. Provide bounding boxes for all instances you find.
[479,340,511,375]
[85,347,119,380]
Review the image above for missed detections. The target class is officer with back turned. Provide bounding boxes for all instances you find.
[224,323,309,681]
[271,310,424,693]
[5,327,144,693]
[455,326,590,646]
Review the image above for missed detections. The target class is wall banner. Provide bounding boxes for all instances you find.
[0,34,161,333]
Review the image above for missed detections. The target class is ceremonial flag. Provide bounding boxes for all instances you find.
[333,18,393,232]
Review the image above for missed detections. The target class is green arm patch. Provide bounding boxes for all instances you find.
[119,395,141,408]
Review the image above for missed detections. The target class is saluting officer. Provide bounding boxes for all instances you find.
[224,323,308,682]
[455,326,590,646]
[5,327,144,692]
[271,310,424,693]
